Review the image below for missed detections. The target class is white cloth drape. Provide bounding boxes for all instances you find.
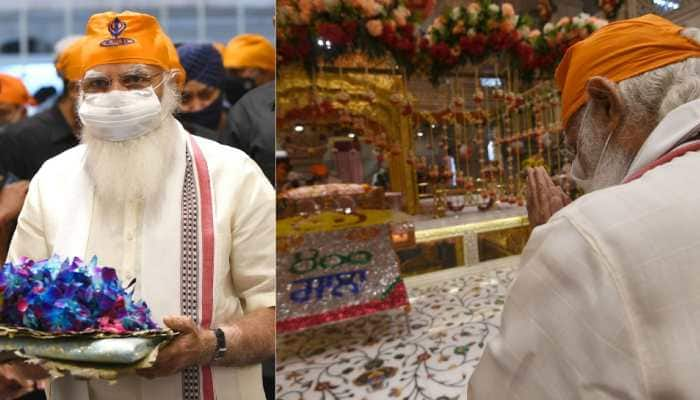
[469,98,700,399]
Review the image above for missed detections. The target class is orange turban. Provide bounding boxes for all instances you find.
[223,34,275,71]
[555,14,700,128]
[55,36,85,81]
[0,74,35,106]
[79,11,185,86]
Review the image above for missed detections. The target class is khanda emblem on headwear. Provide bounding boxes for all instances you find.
[100,17,136,47]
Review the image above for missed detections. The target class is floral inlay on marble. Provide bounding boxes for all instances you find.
[276,257,518,400]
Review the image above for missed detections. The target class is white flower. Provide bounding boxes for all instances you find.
[467,28,476,36]
[543,22,555,34]
[579,12,591,20]
[510,15,519,26]
[451,6,462,20]
[488,3,499,14]
[572,16,582,27]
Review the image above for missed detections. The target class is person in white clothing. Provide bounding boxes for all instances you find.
[469,15,700,399]
[3,10,275,400]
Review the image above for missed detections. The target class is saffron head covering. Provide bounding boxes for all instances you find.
[223,34,275,71]
[555,14,700,128]
[55,36,86,82]
[80,11,185,86]
[0,74,35,106]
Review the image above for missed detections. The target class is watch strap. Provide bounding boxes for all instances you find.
[212,328,226,362]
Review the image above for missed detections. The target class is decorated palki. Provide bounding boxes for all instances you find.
[277,219,410,333]
[0,255,174,381]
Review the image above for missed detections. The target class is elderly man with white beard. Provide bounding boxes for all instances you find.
[4,11,274,400]
[468,15,700,399]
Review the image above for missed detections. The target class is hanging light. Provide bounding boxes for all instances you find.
[294,124,305,133]
[417,131,424,137]
[348,132,356,138]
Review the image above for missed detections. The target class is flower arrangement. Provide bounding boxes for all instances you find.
[419,1,527,83]
[515,13,607,79]
[277,0,435,73]
[0,256,158,334]
[277,0,608,84]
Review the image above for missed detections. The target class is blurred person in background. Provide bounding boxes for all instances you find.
[175,43,228,141]
[221,34,274,106]
[221,34,275,185]
[225,78,274,185]
[5,11,274,400]
[0,35,83,181]
[0,74,34,126]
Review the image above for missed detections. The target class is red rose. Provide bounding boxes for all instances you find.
[430,42,451,60]
[465,33,487,57]
[384,21,396,34]
[488,30,510,50]
[400,23,415,37]
[419,37,430,50]
[342,20,359,42]
[297,39,311,57]
[514,42,534,69]
[278,41,297,61]
[382,31,399,47]
[459,36,470,50]
[396,38,414,52]
[318,23,349,47]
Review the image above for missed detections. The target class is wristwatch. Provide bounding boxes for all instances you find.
[211,328,227,362]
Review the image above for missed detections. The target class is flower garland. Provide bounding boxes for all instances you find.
[0,256,158,334]
[277,0,609,83]
[277,0,434,73]
[419,1,527,83]
[515,13,608,79]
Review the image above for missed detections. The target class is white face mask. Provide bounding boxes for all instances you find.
[78,84,164,142]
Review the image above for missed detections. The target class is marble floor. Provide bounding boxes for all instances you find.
[276,256,519,400]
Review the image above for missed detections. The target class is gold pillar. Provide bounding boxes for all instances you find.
[278,65,419,214]
[388,108,418,214]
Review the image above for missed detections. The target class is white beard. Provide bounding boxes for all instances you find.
[574,110,635,193]
[588,143,633,192]
[80,85,180,204]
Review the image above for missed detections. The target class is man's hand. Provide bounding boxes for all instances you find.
[526,167,571,227]
[136,316,216,379]
[0,181,29,225]
[0,360,49,400]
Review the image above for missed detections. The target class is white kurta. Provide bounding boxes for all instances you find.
[469,98,700,399]
[7,117,275,400]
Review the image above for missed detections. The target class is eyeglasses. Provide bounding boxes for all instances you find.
[181,87,219,105]
[80,72,164,94]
